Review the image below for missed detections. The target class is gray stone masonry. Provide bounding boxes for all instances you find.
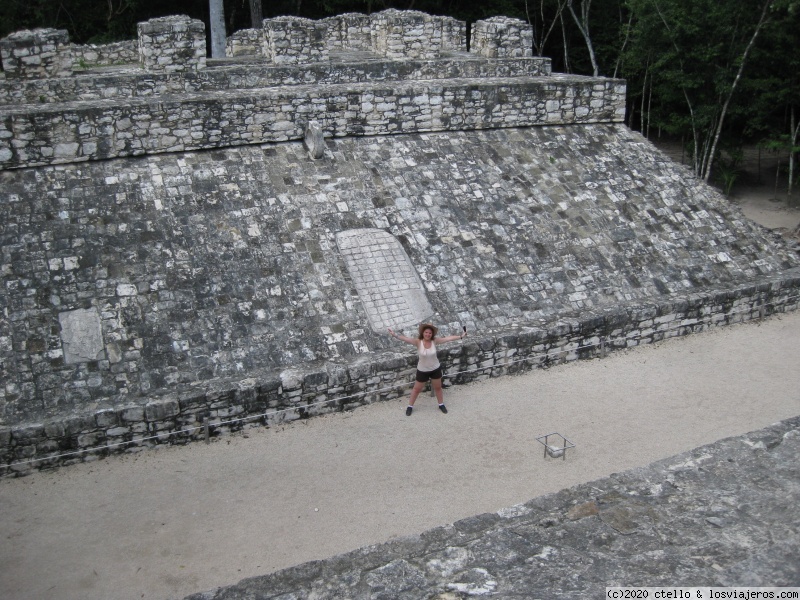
[0,28,73,80]
[70,40,138,68]
[471,16,534,59]
[0,10,566,170]
[371,10,444,60]
[0,74,625,169]
[230,13,467,59]
[263,17,329,65]
[137,15,206,73]
[0,54,552,106]
[226,28,264,58]
[322,13,373,53]
[184,415,800,599]
[1,124,799,474]
[0,9,799,475]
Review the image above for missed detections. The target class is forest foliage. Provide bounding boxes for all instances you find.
[1,0,798,194]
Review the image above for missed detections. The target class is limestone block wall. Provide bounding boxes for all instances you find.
[471,16,534,59]
[1,123,799,475]
[2,279,798,476]
[0,10,513,83]
[371,9,443,59]
[263,16,329,65]
[137,15,206,73]
[0,28,73,79]
[71,40,138,67]
[0,75,624,168]
[322,13,373,52]
[440,16,468,52]
[0,55,552,106]
[225,29,263,57]
[229,12,467,61]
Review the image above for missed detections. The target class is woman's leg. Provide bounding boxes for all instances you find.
[431,377,444,405]
[408,380,425,406]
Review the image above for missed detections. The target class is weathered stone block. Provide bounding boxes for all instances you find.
[263,17,328,65]
[321,13,373,51]
[59,307,106,364]
[145,397,179,421]
[303,120,325,159]
[137,15,206,73]
[120,406,145,423]
[371,9,442,60]
[471,17,533,59]
[0,28,72,79]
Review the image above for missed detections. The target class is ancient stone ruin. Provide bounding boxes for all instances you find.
[0,11,798,474]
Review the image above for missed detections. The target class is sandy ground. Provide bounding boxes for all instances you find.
[0,195,799,600]
[734,185,800,234]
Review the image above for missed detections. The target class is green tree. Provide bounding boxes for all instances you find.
[622,0,775,182]
[741,1,800,199]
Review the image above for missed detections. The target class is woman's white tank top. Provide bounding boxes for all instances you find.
[417,341,440,372]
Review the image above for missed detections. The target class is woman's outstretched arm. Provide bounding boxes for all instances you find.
[436,331,467,344]
[387,328,418,345]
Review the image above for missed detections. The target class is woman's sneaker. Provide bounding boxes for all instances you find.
[406,406,413,416]
[438,404,448,414]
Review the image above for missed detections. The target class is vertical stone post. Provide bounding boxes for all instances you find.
[263,17,329,65]
[137,15,207,73]
[225,29,264,57]
[470,16,533,59]
[0,28,73,79]
[370,9,442,60]
[439,16,467,53]
[321,13,373,52]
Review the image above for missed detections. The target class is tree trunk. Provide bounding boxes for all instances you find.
[209,0,226,58]
[640,66,648,136]
[789,104,798,200]
[559,11,571,73]
[699,0,771,182]
[613,10,634,79]
[249,0,263,29]
[529,0,568,57]
[567,0,599,76]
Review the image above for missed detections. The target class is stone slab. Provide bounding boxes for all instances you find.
[337,228,433,332]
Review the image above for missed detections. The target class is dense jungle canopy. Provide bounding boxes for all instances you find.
[1,0,798,194]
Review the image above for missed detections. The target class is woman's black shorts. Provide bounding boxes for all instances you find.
[415,366,443,382]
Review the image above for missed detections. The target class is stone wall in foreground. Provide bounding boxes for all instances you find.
[184,416,800,599]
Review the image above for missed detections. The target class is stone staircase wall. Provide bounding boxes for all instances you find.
[0,11,616,171]
[0,75,624,169]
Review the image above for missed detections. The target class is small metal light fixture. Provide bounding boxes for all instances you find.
[536,432,575,460]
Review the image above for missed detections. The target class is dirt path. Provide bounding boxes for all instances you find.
[1,309,799,600]
[1,173,799,600]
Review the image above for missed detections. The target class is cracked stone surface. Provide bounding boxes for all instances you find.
[1,124,797,425]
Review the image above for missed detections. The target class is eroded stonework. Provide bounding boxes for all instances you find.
[1,124,797,431]
[0,10,798,473]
